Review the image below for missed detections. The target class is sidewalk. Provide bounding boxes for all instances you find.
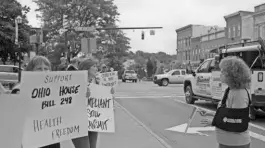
[61,103,167,148]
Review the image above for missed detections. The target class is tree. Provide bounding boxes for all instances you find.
[107,56,124,79]
[155,65,164,74]
[146,58,153,78]
[34,0,130,60]
[0,0,31,64]
[101,30,131,60]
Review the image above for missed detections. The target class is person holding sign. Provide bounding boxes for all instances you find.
[72,58,99,148]
[200,56,251,148]
[11,56,61,148]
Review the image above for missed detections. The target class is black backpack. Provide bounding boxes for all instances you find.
[212,87,251,133]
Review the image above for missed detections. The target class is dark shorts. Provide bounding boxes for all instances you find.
[40,143,60,148]
[219,143,250,148]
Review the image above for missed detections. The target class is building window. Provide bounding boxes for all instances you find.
[237,24,241,37]
[259,24,265,39]
[233,26,236,38]
[228,28,231,38]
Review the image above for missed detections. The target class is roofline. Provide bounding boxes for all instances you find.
[200,29,225,37]
[175,24,193,33]
[224,11,253,19]
[254,3,265,9]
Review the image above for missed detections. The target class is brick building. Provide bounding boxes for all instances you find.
[224,11,254,44]
[190,36,201,62]
[240,3,265,41]
[175,24,214,64]
[253,3,265,40]
[200,27,226,59]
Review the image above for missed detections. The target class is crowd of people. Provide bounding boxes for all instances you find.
[0,55,115,148]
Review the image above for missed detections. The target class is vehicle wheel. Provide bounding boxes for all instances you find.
[185,85,195,104]
[122,79,126,82]
[158,83,162,86]
[161,79,169,86]
[135,80,137,83]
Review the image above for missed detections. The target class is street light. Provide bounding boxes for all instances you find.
[15,16,22,82]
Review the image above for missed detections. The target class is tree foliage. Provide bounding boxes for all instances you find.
[34,0,130,65]
[0,0,31,64]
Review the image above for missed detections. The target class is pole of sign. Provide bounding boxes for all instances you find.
[15,16,22,82]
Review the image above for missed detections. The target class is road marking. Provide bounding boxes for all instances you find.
[171,98,265,142]
[115,101,172,148]
[115,95,185,99]
[250,131,265,142]
[166,123,215,136]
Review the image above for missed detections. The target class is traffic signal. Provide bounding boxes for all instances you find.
[150,30,155,35]
[141,31,144,40]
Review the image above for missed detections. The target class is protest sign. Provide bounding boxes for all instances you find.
[87,83,115,132]
[19,71,88,148]
[188,107,206,128]
[185,107,214,134]
[98,71,118,87]
[0,94,28,148]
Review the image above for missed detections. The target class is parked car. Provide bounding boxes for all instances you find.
[0,65,22,89]
[153,69,186,86]
[122,70,138,83]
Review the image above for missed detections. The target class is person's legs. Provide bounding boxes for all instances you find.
[89,132,98,148]
[40,143,60,148]
[72,135,90,148]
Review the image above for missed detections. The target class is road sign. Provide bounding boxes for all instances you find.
[74,27,95,32]
[81,38,97,54]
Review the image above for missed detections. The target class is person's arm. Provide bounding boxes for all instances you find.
[198,109,215,117]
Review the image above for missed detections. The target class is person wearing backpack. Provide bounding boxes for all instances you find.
[199,56,251,148]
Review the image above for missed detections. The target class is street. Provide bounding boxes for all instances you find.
[114,81,265,148]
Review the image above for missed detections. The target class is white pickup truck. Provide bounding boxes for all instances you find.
[183,40,265,120]
[153,69,186,86]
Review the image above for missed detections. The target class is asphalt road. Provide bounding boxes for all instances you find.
[115,81,265,148]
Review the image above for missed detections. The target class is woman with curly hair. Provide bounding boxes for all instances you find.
[200,56,251,148]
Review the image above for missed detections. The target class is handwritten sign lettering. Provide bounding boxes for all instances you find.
[87,83,115,132]
[20,71,88,148]
[0,94,28,148]
[98,71,118,87]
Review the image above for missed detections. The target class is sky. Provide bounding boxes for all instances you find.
[18,0,265,55]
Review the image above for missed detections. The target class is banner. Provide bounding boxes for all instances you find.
[19,71,88,148]
[0,94,28,148]
[98,71,118,87]
[87,83,115,132]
